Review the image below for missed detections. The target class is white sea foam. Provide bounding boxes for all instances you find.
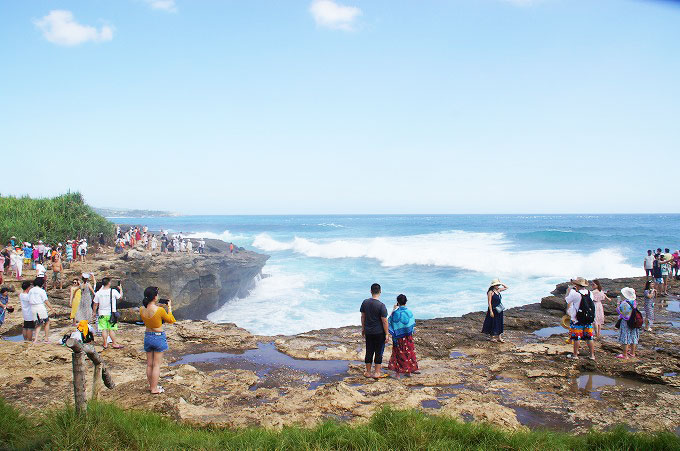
[207,265,359,335]
[252,230,639,279]
[186,230,248,242]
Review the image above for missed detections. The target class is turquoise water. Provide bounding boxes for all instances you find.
[113,215,680,334]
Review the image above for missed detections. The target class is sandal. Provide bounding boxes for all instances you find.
[615,354,628,359]
[373,373,388,379]
[112,344,125,349]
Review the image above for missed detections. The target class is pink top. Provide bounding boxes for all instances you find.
[591,289,606,303]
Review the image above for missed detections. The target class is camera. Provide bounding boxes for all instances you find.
[159,298,170,305]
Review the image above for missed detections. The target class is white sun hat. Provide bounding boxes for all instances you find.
[621,287,636,301]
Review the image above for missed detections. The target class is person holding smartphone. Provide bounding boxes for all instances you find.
[140,286,176,394]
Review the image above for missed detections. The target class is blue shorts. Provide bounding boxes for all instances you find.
[655,278,663,284]
[144,331,168,352]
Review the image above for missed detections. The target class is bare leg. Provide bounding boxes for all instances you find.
[622,344,629,359]
[43,321,50,342]
[109,330,119,347]
[572,340,579,357]
[151,351,163,393]
[32,324,43,343]
[102,330,109,348]
[146,352,154,389]
[587,340,595,359]
[373,363,382,377]
[630,344,637,357]
[364,363,372,377]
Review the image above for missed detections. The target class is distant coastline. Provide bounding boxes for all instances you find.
[94,207,179,218]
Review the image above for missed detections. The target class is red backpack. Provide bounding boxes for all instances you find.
[626,301,644,329]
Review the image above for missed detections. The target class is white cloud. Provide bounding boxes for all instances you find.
[309,0,361,31]
[144,0,178,13]
[34,10,113,46]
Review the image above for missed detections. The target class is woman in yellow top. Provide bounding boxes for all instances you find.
[140,286,176,394]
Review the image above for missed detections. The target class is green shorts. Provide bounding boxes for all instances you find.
[98,315,118,331]
[52,271,62,281]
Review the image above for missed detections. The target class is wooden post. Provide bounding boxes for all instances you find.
[71,351,87,414]
[66,338,116,407]
[91,364,102,400]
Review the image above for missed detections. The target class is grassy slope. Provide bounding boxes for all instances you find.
[0,400,677,451]
[0,192,113,246]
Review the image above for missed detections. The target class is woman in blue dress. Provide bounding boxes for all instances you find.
[482,279,508,343]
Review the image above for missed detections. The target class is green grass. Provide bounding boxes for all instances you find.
[0,399,677,450]
[0,192,113,246]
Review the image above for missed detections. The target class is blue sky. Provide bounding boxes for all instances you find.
[1,0,678,214]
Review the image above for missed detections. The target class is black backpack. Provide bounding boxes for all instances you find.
[575,291,596,325]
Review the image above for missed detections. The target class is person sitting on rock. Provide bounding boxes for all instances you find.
[140,286,176,394]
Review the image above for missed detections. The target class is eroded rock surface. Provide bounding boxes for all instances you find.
[1,273,679,435]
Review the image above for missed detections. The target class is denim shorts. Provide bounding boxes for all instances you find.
[655,278,663,284]
[144,331,168,352]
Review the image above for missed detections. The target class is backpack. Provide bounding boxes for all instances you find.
[575,291,596,325]
[626,301,644,329]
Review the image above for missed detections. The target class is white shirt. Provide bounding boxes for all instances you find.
[20,292,32,321]
[644,255,655,269]
[28,286,48,306]
[35,263,47,277]
[93,288,121,316]
[565,288,589,322]
[186,241,193,251]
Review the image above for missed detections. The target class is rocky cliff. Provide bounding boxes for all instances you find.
[106,239,268,319]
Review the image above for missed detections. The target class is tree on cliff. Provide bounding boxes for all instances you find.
[0,192,114,245]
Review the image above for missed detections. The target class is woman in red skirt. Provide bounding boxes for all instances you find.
[387,294,418,378]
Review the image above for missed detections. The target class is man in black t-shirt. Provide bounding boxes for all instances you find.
[360,283,389,379]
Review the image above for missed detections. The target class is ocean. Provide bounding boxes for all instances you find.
[111,214,680,335]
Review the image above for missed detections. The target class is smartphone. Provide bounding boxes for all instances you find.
[158,298,170,305]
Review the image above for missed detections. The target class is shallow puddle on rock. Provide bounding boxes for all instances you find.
[172,342,350,390]
[449,350,467,358]
[533,326,566,338]
[569,372,647,400]
[670,321,680,328]
[2,335,23,342]
[667,300,680,313]
[421,399,442,409]
[510,406,573,432]
[599,329,617,336]
[663,372,677,377]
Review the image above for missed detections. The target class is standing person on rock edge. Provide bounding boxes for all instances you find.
[590,279,609,338]
[387,294,419,379]
[140,286,176,394]
[565,277,596,360]
[643,250,654,279]
[29,277,53,343]
[360,283,390,379]
[616,287,640,359]
[482,279,508,343]
[92,277,124,350]
[643,280,656,332]
[20,281,33,341]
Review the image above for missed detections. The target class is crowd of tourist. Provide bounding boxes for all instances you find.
[113,226,208,255]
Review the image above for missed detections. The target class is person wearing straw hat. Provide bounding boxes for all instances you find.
[616,287,640,359]
[565,277,596,360]
[481,279,508,343]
